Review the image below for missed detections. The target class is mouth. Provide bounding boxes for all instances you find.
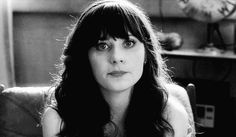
[108,71,127,77]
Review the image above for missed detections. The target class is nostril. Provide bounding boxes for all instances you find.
[111,59,124,64]
[112,60,117,64]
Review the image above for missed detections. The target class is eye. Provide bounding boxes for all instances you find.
[96,42,110,51]
[124,39,135,48]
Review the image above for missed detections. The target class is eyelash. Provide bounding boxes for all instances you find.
[96,42,110,51]
[124,39,136,48]
[95,39,136,51]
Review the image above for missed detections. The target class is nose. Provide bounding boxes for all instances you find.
[110,46,125,64]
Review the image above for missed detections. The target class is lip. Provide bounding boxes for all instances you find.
[108,71,127,77]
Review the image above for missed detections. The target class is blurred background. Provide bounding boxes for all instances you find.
[1,0,236,136]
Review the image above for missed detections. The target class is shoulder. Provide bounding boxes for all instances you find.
[164,84,195,137]
[42,107,62,137]
[165,83,193,117]
[165,83,189,106]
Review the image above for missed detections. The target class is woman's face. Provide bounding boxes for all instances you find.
[88,33,145,93]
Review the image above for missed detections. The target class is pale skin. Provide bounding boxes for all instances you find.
[42,34,194,137]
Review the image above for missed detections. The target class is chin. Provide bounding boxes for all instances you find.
[107,83,132,93]
[109,87,129,92]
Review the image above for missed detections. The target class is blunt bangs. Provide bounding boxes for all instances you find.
[80,1,149,46]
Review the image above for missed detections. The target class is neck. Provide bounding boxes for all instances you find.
[101,87,133,125]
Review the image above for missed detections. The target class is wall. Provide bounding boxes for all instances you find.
[11,0,185,17]
[0,0,15,88]
[13,12,72,86]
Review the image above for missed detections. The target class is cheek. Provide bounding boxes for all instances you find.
[134,55,145,76]
[131,48,145,67]
[88,52,107,80]
[129,48,145,76]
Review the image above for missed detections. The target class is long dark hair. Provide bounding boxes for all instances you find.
[48,0,174,136]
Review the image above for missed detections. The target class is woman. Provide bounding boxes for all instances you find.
[42,0,196,137]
